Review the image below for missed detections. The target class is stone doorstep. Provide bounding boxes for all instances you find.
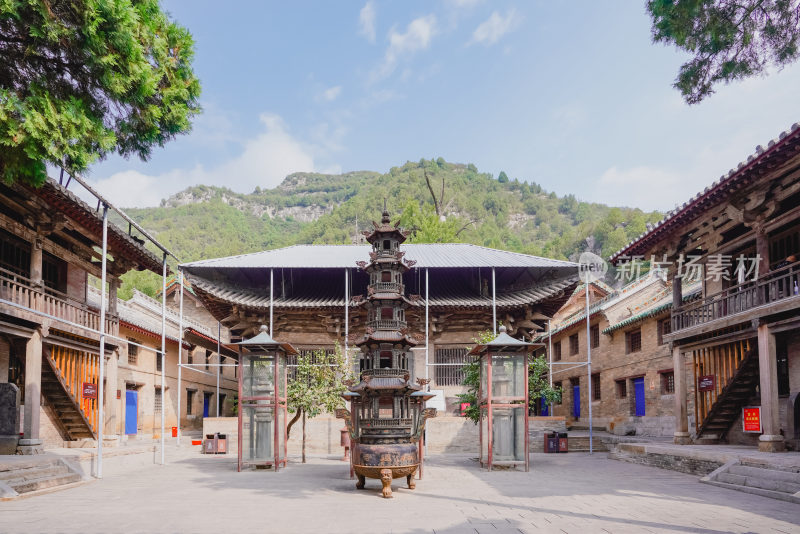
[0,462,69,483]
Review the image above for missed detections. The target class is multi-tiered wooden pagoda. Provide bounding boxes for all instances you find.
[337,204,436,498]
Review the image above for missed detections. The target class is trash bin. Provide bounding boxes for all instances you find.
[217,434,227,454]
[204,433,218,454]
[557,432,568,453]
[544,433,559,453]
[172,426,178,438]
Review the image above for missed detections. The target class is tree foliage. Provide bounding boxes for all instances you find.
[648,0,800,104]
[0,0,201,185]
[286,345,349,462]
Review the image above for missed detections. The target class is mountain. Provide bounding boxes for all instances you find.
[118,159,662,298]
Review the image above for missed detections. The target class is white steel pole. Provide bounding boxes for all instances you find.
[177,270,184,445]
[216,321,221,417]
[96,204,108,479]
[344,269,349,371]
[269,269,274,336]
[492,267,497,335]
[425,268,429,384]
[160,253,167,465]
[586,285,593,455]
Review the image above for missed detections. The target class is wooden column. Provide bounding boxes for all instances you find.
[757,323,785,451]
[672,344,691,444]
[109,277,120,315]
[672,274,682,310]
[20,329,43,452]
[29,235,43,288]
[0,337,9,383]
[754,224,770,278]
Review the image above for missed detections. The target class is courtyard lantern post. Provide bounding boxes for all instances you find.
[235,325,297,471]
[471,325,539,472]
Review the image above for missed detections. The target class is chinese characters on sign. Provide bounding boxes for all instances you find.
[82,382,97,399]
[742,406,762,433]
[613,254,761,283]
[698,375,715,392]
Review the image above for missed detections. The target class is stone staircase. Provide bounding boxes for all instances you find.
[695,354,759,442]
[701,461,800,504]
[0,456,84,500]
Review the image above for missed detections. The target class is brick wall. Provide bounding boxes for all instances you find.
[549,312,675,436]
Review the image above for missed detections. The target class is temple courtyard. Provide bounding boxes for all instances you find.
[2,449,798,533]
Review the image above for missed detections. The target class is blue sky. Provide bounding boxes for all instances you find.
[85,1,800,212]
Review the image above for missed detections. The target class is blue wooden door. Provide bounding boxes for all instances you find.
[572,385,580,418]
[203,394,210,418]
[540,397,549,416]
[125,390,138,434]
[634,377,646,416]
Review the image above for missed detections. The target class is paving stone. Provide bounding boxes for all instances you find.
[0,451,798,533]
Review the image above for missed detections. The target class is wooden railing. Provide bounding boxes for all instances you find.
[692,338,753,431]
[0,267,117,335]
[361,368,408,378]
[672,261,800,332]
[51,344,99,434]
[360,418,412,428]
[370,282,403,293]
[367,319,407,330]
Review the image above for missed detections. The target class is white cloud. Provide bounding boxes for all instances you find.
[447,0,483,8]
[88,113,320,207]
[372,14,437,82]
[320,85,342,102]
[597,166,686,211]
[359,2,376,43]
[470,9,521,46]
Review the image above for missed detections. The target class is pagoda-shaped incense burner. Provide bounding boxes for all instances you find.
[336,203,436,498]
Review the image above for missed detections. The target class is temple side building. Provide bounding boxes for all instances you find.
[0,177,162,452]
[611,122,800,452]
[537,273,700,437]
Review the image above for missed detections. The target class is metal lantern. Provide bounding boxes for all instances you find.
[235,325,297,472]
[470,325,538,471]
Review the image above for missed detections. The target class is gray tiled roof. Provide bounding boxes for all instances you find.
[182,243,578,270]
[187,273,578,310]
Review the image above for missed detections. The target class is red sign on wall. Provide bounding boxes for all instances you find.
[698,375,715,392]
[82,382,97,399]
[742,406,762,433]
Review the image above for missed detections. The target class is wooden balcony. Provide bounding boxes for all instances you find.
[0,267,117,336]
[671,261,800,338]
[367,319,407,330]
[369,281,404,293]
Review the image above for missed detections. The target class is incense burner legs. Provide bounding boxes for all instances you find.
[352,464,419,498]
[380,469,393,498]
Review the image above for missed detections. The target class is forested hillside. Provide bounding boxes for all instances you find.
[119,159,662,298]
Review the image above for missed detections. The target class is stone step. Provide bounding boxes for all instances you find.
[0,462,64,482]
[8,472,82,494]
[727,464,800,486]
[1,464,71,486]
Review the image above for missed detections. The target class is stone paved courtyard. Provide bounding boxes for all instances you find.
[2,450,799,534]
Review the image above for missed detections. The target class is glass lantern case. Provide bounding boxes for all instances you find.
[235,326,297,472]
[470,325,540,471]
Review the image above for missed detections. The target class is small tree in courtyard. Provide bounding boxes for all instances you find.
[286,344,349,463]
[458,329,561,424]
